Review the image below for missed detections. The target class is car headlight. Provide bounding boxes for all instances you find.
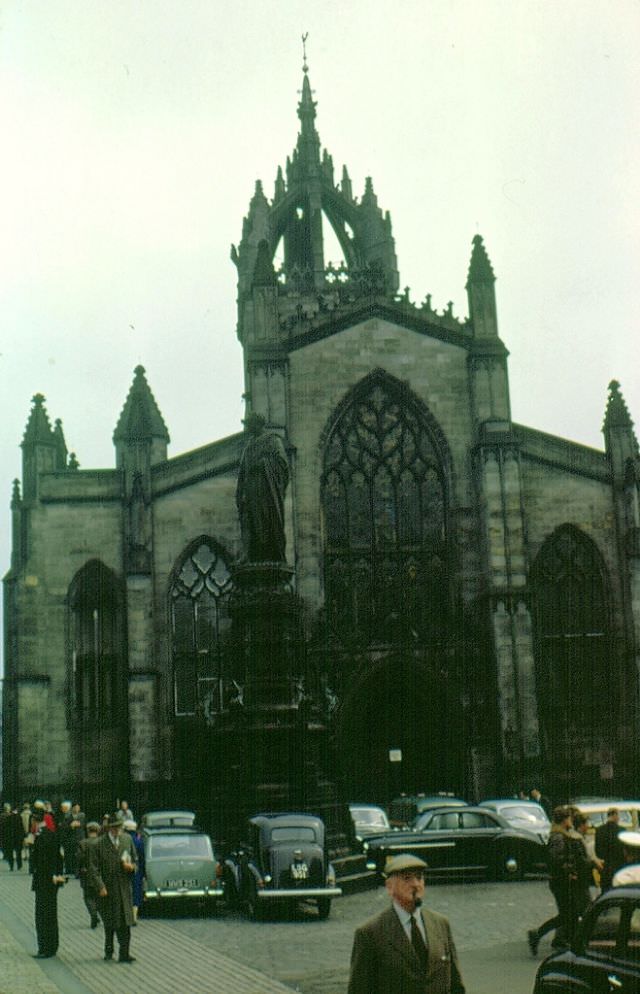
[263,874,272,884]
[362,841,369,852]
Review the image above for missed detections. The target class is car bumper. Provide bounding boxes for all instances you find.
[257,887,342,900]
[145,887,224,899]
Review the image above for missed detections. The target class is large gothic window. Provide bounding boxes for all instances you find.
[69,561,124,726]
[170,540,232,717]
[322,375,449,644]
[531,526,612,755]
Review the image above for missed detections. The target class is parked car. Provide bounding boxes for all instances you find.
[143,826,224,907]
[533,885,640,992]
[349,803,392,840]
[364,805,547,881]
[224,813,342,920]
[140,810,197,829]
[479,799,550,842]
[388,794,468,829]
[571,800,640,830]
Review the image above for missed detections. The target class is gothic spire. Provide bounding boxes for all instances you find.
[466,234,496,286]
[603,380,634,432]
[53,418,68,469]
[21,393,54,447]
[113,366,170,443]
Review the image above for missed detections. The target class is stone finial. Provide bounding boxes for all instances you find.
[603,380,635,432]
[21,393,54,447]
[113,366,170,443]
[11,478,21,506]
[362,176,378,207]
[466,234,496,286]
[68,452,80,470]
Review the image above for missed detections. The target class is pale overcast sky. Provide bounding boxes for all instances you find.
[1,1,639,670]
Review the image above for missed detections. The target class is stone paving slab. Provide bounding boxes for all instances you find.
[0,920,62,994]
[0,863,293,994]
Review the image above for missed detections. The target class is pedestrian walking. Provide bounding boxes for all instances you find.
[124,820,145,924]
[595,807,625,891]
[30,808,65,958]
[348,853,465,994]
[1,804,25,870]
[528,805,581,955]
[77,821,101,928]
[88,811,138,963]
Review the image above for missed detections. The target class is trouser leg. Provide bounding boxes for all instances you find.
[35,888,59,955]
[117,925,131,960]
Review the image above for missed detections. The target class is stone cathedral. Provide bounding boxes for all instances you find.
[4,65,640,825]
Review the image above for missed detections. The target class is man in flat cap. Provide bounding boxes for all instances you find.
[87,812,137,963]
[347,853,465,994]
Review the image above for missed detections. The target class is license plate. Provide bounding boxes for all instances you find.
[166,878,197,888]
[290,861,309,881]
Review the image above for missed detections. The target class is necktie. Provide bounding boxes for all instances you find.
[411,914,428,971]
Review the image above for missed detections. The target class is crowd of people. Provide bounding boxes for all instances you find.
[0,797,144,964]
[527,802,640,957]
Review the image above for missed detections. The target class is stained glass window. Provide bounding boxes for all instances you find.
[531,525,612,750]
[322,377,449,644]
[69,561,123,726]
[170,540,232,716]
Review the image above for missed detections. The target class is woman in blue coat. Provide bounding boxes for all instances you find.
[124,820,145,923]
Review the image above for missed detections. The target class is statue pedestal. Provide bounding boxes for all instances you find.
[213,561,352,855]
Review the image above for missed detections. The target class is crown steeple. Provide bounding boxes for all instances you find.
[232,50,399,312]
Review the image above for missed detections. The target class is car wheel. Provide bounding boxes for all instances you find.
[317,898,331,920]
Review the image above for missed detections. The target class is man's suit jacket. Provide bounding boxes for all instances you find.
[348,904,465,994]
[30,827,63,893]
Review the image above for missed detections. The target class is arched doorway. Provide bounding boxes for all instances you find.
[336,654,465,805]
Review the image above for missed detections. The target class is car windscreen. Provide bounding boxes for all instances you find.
[351,809,388,827]
[269,827,317,843]
[499,804,548,826]
[147,834,211,859]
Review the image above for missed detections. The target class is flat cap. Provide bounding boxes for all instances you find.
[384,853,428,876]
[86,821,101,832]
[619,831,640,848]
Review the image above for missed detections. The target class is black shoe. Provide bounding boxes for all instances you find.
[119,955,136,963]
[527,930,539,956]
[104,952,113,961]
[90,917,99,929]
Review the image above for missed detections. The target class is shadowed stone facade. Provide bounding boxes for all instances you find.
[4,66,640,819]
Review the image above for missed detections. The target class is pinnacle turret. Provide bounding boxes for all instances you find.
[114,366,170,444]
[466,234,495,286]
[603,380,635,432]
[21,393,54,447]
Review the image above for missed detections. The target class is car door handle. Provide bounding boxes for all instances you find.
[608,974,622,990]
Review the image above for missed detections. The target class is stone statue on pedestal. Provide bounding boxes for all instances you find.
[236,413,289,563]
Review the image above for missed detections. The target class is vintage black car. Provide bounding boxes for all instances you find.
[388,793,468,829]
[363,804,547,881]
[534,886,640,992]
[225,813,342,919]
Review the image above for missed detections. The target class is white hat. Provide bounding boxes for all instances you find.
[619,831,640,848]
